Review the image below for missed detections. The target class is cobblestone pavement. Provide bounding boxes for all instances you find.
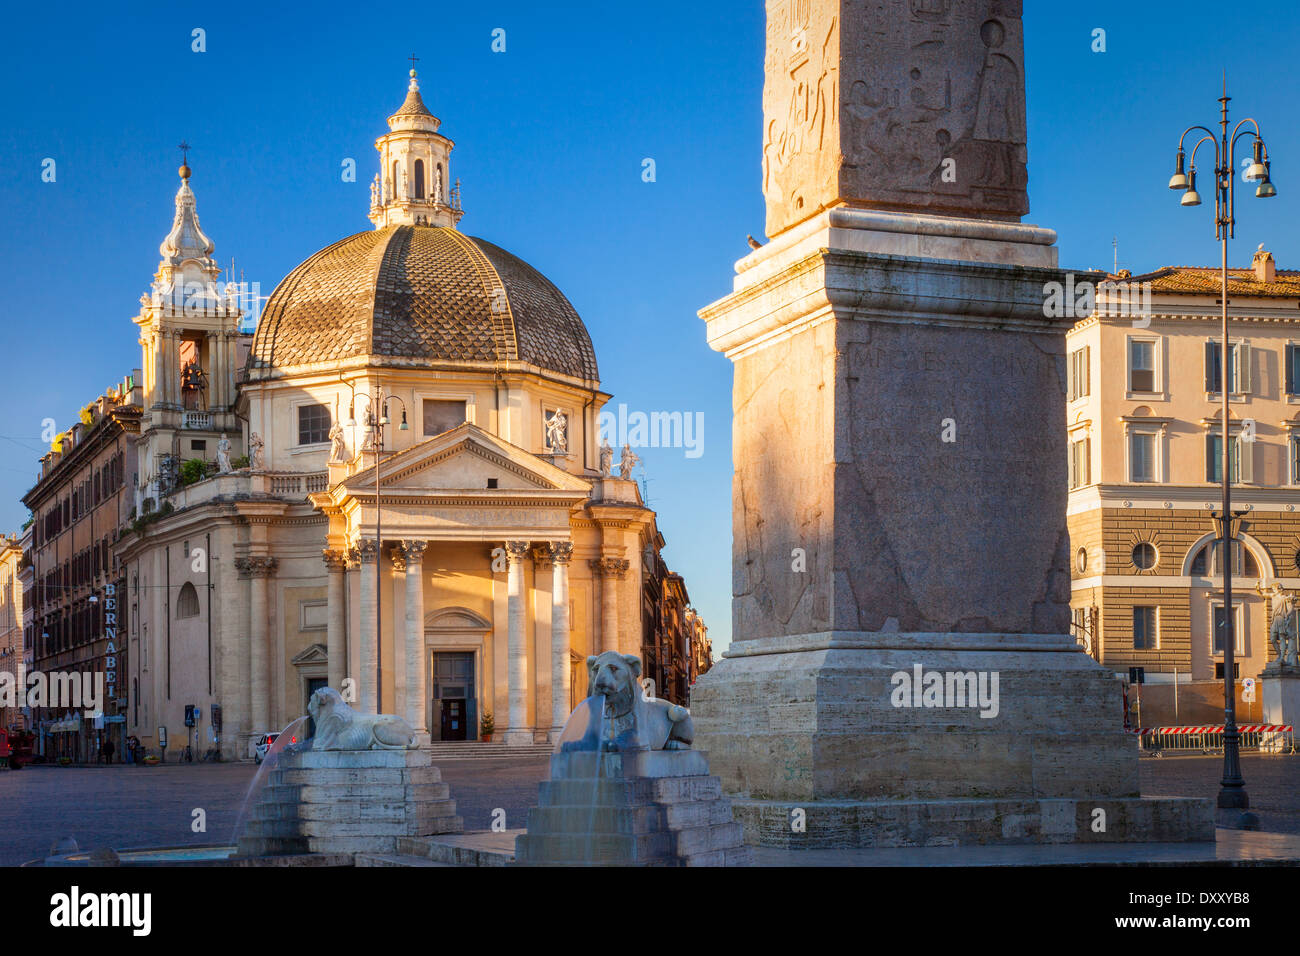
[0,753,1293,866]
[1139,753,1300,835]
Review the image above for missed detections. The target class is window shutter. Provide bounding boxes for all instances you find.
[1239,435,1254,483]
[1068,443,1077,487]
[1237,341,1251,393]
[1084,437,1091,485]
[1206,433,1217,483]
[1206,341,1219,392]
[1083,346,1090,397]
[1288,344,1296,396]
[1066,353,1076,401]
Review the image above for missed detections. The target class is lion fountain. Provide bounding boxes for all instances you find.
[234,687,461,859]
[515,652,750,866]
[308,687,418,750]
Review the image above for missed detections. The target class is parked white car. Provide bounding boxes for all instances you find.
[251,732,280,764]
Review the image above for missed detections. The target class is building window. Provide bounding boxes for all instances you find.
[1189,541,1257,577]
[1133,606,1158,649]
[1068,346,1090,401]
[298,403,331,445]
[1212,603,1245,655]
[414,158,426,199]
[1075,548,1088,573]
[1291,435,1300,485]
[1132,542,1157,571]
[1190,545,1208,576]
[1205,341,1251,394]
[423,399,467,437]
[1214,662,1241,680]
[176,582,200,619]
[1206,433,1251,484]
[1068,436,1090,489]
[1128,338,1155,392]
[1287,344,1300,396]
[1129,431,1157,482]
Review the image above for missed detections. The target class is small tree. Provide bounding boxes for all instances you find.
[179,458,208,486]
[480,711,495,741]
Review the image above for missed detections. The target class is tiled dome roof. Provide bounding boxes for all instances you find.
[248,225,599,382]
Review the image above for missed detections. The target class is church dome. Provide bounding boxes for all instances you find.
[247,224,599,383]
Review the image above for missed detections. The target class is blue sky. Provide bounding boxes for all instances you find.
[2,1,1297,653]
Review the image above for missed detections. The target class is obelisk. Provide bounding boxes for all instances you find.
[691,0,1211,847]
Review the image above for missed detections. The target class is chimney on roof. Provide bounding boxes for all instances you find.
[1253,244,1276,283]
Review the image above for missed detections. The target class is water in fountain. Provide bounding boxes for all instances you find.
[229,715,312,846]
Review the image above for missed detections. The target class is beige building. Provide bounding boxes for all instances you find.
[1067,248,1300,723]
[116,70,689,759]
[0,535,23,730]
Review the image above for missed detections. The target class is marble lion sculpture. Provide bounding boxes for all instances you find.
[307,687,417,751]
[584,651,693,752]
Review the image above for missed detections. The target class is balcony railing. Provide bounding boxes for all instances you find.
[182,411,213,430]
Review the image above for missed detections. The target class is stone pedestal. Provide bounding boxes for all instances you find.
[235,749,462,857]
[692,206,1214,847]
[514,750,751,866]
[1261,666,1300,753]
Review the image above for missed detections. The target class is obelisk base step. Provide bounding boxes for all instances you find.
[691,631,1215,847]
[730,796,1213,848]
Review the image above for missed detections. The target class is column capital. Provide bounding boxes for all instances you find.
[549,541,574,566]
[322,548,348,572]
[532,546,553,569]
[505,540,532,563]
[399,539,427,563]
[345,547,361,571]
[355,538,380,564]
[389,546,407,574]
[589,557,629,579]
[236,556,279,578]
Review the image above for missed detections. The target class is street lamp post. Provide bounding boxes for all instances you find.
[346,384,408,713]
[1166,79,1276,815]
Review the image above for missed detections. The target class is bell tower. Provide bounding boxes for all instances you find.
[131,153,244,502]
[369,67,464,229]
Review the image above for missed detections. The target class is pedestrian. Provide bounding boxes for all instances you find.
[102,738,115,765]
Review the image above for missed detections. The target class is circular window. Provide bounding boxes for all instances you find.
[1132,542,1157,570]
[1076,548,1088,573]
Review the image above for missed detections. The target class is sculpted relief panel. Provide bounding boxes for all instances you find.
[764,0,1029,237]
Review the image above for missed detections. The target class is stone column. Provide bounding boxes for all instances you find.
[504,540,532,746]
[356,539,379,714]
[322,550,347,693]
[389,546,408,720]
[237,556,277,734]
[401,540,428,740]
[549,542,574,739]
[591,557,629,655]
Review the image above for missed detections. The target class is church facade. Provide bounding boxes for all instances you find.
[115,70,691,759]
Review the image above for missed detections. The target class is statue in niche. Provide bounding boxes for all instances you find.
[545,410,568,454]
[370,174,380,208]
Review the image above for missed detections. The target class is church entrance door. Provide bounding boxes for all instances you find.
[431,651,476,741]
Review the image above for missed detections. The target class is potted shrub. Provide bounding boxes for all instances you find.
[480,712,494,742]
[142,754,160,766]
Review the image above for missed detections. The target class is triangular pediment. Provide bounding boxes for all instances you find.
[291,643,328,666]
[339,423,591,496]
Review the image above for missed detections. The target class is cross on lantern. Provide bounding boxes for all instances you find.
[408,53,419,70]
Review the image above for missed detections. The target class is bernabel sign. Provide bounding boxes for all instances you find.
[0,584,117,715]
